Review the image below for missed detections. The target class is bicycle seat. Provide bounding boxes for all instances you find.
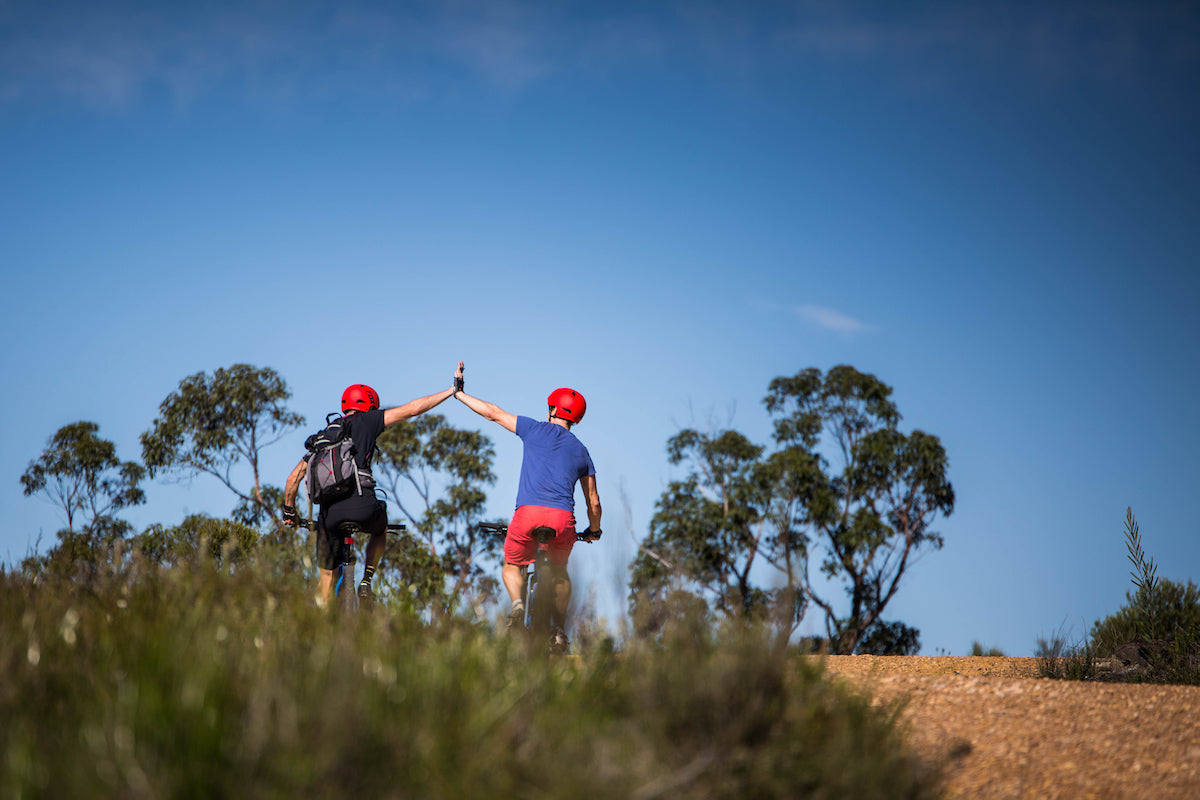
[531,525,555,544]
[336,521,363,535]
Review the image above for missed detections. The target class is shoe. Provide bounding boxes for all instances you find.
[550,626,570,654]
[357,580,374,600]
[507,603,525,631]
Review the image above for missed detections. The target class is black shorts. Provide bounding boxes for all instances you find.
[315,495,387,570]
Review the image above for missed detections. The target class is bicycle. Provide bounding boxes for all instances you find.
[297,517,406,612]
[478,521,592,654]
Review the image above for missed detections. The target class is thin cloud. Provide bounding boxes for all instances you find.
[2,1,1195,110]
[773,1,1200,90]
[0,0,562,108]
[794,304,876,336]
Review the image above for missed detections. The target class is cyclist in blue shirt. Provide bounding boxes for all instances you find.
[453,377,602,650]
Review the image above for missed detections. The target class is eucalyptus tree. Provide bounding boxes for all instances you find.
[133,513,259,570]
[371,414,501,615]
[140,364,302,527]
[20,420,146,574]
[22,420,146,535]
[631,365,954,654]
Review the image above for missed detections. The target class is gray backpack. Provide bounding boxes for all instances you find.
[304,414,376,505]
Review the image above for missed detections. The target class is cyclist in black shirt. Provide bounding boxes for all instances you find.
[282,363,464,604]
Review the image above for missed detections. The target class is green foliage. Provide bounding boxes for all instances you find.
[21,421,146,535]
[131,514,261,570]
[855,620,921,656]
[371,413,501,617]
[1040,508,1200,685]
[1091,508,1200,684]
[20,422,146,578]
[632,365,953,654]
[630,429,776,632]
[1122,506,1160,641]
[20,518,137,586]
[1035,629,1098,681]
[1089,578,1200,658]
[969,642,1005,657]
[140,364,302,527]
[0,561,941,799]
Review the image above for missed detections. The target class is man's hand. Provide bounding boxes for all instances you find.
[282,504,299,527]
[579,527,602,542]
[453,361,465,393]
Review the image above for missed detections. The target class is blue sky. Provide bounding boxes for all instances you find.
[3,0,1198,655]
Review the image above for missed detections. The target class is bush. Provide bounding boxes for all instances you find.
[1,554,941,799]
[970,642,1005,657]
[1086,508,1200,684]
[1090,578,1200,657]
[1035,629,1097,681]
[1037,508,1200,685]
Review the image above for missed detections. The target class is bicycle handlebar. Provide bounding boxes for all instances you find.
[294,518,407,534]
[476,521,594,543]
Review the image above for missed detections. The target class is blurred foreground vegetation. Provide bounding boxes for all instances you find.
[2,552,940,800]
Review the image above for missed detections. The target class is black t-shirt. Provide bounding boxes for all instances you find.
[344,407,385,473]
[319,408,386,520]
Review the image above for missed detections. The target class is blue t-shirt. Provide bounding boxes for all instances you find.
[514,416,595,512]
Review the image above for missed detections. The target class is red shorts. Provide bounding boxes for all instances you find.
[505,505,576,567]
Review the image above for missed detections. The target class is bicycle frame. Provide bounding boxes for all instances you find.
[480,521,590,652]
[521,525,557,638]
[297,517,406,611]
[331,524,358,609]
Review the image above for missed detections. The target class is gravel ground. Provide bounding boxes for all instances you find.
[817,656,1200,799]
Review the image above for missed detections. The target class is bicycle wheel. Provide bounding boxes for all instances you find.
[334,529,359,613]
[526,557,555,641]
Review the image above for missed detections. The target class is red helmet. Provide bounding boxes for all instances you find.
[341,384,379,413]
[547,387,586,424]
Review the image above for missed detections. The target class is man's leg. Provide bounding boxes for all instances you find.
[358,531,386,597]
[315,513,337,606]
[548,564,572,653]
[552,566,572,622]
[503,562,526,629]
[502,512,540,631]
[503,562,525,603]
[317,568,335,606]
[357,503,389,598]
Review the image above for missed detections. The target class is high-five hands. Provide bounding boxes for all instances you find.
[453,361,465,393]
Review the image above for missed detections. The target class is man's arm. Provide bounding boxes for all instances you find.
[580,474,602,535]
[284,459,307,505]
[282,459,307,525]
[383,387,456,426]
[454,390,518,433]
[382,362,463,426]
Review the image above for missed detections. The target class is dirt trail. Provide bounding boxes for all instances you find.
[817,656,1200,799]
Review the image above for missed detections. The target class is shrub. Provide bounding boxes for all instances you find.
[1038,508,1200,685]
[1035,628,1097,681]
[970,642,1005,657]
[1090,578,1200,657]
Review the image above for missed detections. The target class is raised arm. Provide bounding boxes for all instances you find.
[383,362,462,426]
[383,388,456,426]
[454,390,518,433]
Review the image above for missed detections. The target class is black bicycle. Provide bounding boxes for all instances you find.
[297,517,406,611]
[478,522,592,654]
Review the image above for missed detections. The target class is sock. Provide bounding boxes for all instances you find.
[512,599,524,610]
[361,565,376,583]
